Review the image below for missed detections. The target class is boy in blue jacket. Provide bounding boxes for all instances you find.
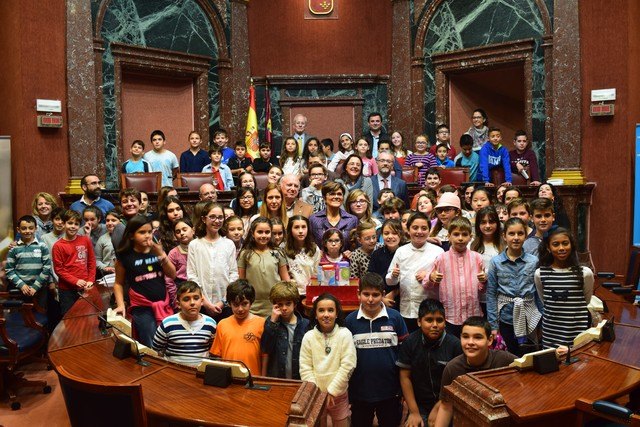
[478,128,512,186]
[260,281,309,379]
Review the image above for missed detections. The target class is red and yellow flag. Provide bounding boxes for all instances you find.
[245,82,259,158]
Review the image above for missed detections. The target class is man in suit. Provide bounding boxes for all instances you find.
[363,112,390,158]
[371,151,408,210]
[292,113,310,156]
[281,174,314,218]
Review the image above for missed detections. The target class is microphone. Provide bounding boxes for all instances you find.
[76,290,152,367]
[198,357,270,391]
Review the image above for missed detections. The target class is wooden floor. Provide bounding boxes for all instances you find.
[0,360,70,427]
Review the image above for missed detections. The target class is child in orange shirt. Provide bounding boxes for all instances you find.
[210,280,265,375]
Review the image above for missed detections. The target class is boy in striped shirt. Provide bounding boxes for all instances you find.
[153,281,217,366]
[5,215,52,309]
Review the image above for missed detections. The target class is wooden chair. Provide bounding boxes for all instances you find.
[439,167,469,187]
[120,172,162,193]
[575,398,640,427]
[254,173,270,191]
[56,365,147,427]
[0,294,50,410]
[178,173,214,192]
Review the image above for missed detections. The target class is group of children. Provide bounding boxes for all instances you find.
[3,120,597,426]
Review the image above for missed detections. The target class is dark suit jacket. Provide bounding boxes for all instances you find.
[363,130,390,156]
[371,174,408,210]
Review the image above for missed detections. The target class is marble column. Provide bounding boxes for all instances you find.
[228,0,251,141]
[410,57,426,141]
[66,0,99,178]
[389,0,412,140]
[550,0,585,184]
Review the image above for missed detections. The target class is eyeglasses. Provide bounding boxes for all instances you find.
[350,200,368,206]
[327,239,342,244]
[206,215,225,222]
[310,173,325,178]
[240,195,254,201]
[328,192,344,198]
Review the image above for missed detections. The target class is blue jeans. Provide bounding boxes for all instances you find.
[130,307,157,348]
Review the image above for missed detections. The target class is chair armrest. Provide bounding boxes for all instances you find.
[18,303,47,334]
[0,317,19,359]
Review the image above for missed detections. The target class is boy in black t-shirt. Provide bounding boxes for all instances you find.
[396,299,462,427]
[434,316,516,427]
[227,141,253,186]
[252,143,276,173]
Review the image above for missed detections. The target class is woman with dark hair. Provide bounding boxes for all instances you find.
[466,108,489,151]
[335,154,373,204]
[156,195,186,253]
[309,181,359,251]
[232,186,259,239]
[537,182,571,229]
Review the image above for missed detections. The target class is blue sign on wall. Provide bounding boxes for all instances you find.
[635,124,640,245]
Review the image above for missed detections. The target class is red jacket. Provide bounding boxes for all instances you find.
[52,236,96,291]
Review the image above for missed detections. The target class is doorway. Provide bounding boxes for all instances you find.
[121,73,195,155]
[449,64,526,147]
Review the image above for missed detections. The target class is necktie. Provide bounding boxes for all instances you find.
[382,178,388,189]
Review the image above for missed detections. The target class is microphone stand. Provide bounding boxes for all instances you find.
[563,344,579,366]
[76,290,151,367]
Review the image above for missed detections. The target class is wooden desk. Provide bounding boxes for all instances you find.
[444,286,640,426]
[48,288,326,426]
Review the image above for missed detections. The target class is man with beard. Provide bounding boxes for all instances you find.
[363,112,389,158]
[280,174,313,218]
[371,151,407,211]
[70,174,114,220]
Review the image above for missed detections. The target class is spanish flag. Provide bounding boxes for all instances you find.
[245,81,259,158]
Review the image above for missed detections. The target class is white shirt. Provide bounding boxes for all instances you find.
[186,237,238,304]
[386,242,444,318]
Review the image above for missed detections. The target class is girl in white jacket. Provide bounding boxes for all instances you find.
[299,293,356,427]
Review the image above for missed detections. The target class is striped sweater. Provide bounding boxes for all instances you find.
[152,313,217,366]
[5,239,52,291]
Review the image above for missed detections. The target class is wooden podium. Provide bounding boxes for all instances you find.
[48,287,327,426]
[443,285,640,426]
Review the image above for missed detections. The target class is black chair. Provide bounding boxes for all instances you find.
[598,246,640,294]
[56,365,147,427]
[0,293,51,410]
